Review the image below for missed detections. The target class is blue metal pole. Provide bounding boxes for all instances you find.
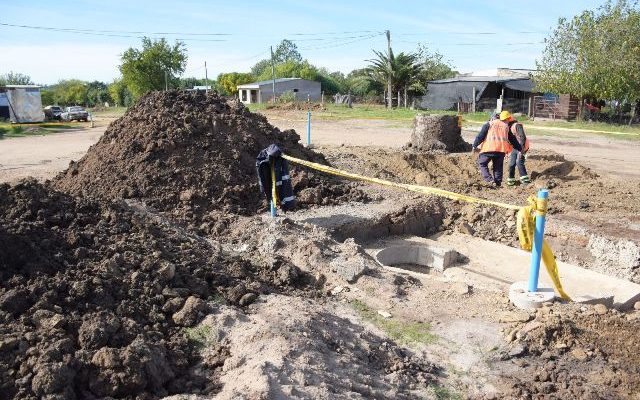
[307,111,311,146]
[528,189,549,292]
[270,200,277,217]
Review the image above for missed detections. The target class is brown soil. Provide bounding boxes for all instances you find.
[0,179,321,400]
[496,304,640,399]
[53,91,367,234]
[266,101,326,111]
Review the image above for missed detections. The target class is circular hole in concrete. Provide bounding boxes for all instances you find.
[375,244,456,275]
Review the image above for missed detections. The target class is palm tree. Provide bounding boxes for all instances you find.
[366,49,421,108]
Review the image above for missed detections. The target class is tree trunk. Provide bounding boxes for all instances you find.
[629,100,638,126]
[404,87,407,108]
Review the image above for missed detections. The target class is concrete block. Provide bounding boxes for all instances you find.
[509,281,555,310]
[375,244,457,272]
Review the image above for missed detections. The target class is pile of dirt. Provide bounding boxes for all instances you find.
[53,91,367,233]
[408,115,471,153]
[265,101,325,111]
[0,179,323,400]
[496,304,640,399]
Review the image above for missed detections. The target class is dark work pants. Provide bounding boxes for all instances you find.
[477,152,505,185]
[508,150,528,179]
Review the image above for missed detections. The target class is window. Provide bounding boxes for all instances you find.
[293,89,299,93]
[241,90,247,101]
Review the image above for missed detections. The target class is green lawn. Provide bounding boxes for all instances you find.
[89,106,128,118]
[0,122,85,138]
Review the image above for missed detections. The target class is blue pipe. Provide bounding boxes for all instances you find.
[307,111,311,146]
[270,200,277,217]
[528,189,549,292]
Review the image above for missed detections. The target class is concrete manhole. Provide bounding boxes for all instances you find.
[375,244,457,274]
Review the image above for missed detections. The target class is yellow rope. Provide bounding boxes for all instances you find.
[283,153,571,300]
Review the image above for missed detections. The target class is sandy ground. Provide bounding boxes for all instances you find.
[1,112,638,182]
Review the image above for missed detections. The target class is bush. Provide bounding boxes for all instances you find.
[277,90,296,103]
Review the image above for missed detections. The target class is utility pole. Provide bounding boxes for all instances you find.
[204,61,209,94]
[270,45,277,102]
[164,71,168,91]
[386,30,392,109]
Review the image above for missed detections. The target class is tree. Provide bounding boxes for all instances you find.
[535,0,640,116]
[108,79,133,107]
[366,49,421,107]
[86,81,111,107]
[273,39,302,63]
[217,72,255,96]
[0,71,34,85]
[416,44,457,83]
[250,39,304,77]
[119,37,188,98]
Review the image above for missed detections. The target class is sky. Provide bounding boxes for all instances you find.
[0,0,605,85]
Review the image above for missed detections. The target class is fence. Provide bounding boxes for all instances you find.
[532,95,579,121]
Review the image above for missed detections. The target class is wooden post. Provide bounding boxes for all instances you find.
[386,30,393,109]
[472,86,476,113]
[404,87,407,108]
[528,96,533,118]
[270,46,276,102]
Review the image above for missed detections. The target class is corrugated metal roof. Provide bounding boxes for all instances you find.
[428,76,527,84]
[0,85,42,89]
[237,78,305,88]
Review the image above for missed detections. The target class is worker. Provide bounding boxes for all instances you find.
[506,120,531,186]
[472,110,523,187]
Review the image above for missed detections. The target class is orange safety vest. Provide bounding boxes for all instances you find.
[480,119,513,154]
[510,122,530,152]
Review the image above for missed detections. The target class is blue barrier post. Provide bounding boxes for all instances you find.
[528,189,549,292]
[306,111,311,146]
[270,200,276,217]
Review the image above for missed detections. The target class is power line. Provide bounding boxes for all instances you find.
[299,32,384,51]
[0,22,228,41]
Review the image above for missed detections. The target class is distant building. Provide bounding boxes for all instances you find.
[419,76,537,115]
[237,78,321,104]
[188,86,212,91]
[0,85,45,123]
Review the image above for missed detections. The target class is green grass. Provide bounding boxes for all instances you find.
[351,299,436,346]
[89,106,128,118]
[431,385,463,400]
[0,122,83,138]
[185,324,215,350]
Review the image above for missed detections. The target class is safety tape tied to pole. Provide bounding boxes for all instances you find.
[282,153,571,301]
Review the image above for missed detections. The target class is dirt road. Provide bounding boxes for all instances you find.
[0,126,103,183]
[1,111,639,182]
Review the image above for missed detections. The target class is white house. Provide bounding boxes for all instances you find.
[237,78,321,104]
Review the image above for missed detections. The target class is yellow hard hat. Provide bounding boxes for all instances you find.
[499,111,512,121]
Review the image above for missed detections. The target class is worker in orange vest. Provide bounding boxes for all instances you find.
[472,110,523,187]
[506,120,531,186]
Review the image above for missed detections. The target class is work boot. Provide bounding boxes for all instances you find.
[507,178,517,186]
[520,176,531,185]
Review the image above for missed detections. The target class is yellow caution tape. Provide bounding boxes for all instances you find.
[517,196,571,300]
[282,154,520,210]
[270,161,278,204]
[283,153,571,301]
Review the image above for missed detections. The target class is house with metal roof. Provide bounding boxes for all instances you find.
[237,78,321,104]
[419,75,538,114]
[0,85,45,123]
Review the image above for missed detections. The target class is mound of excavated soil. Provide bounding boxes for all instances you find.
[497,304,640,399]
[53,91,367,233]
[0,179,320,400]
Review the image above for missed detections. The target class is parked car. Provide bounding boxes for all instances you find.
[44,105,63,121]
[61,106,89,122]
